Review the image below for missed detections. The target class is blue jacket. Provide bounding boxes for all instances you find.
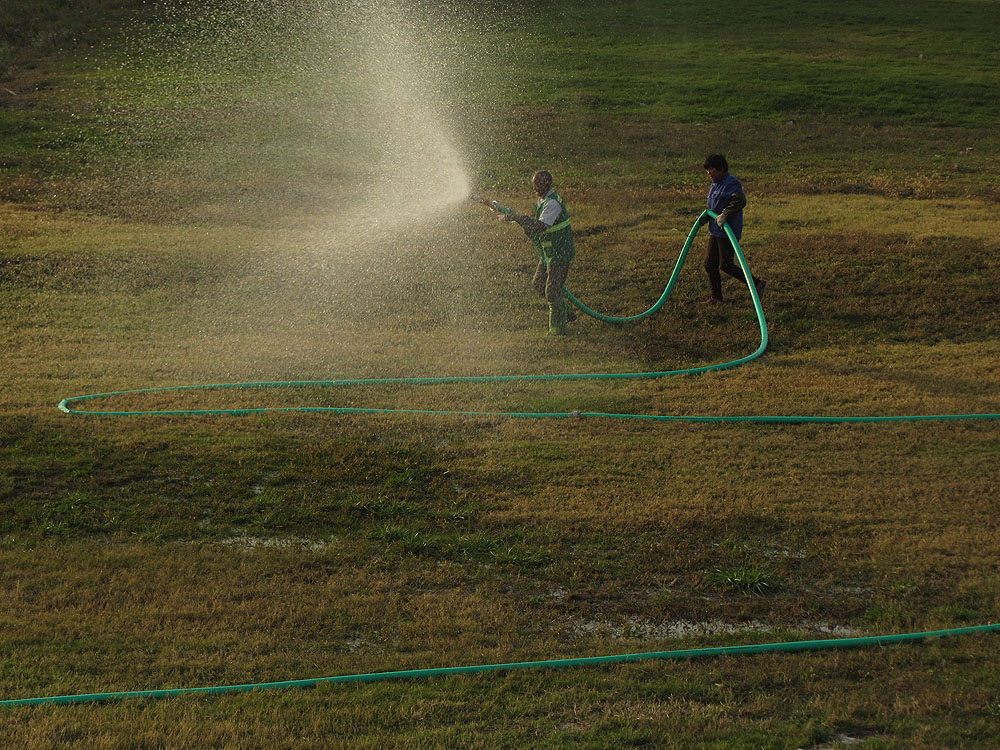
[707,173,744,240]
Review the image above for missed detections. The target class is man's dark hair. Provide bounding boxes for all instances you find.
[703,154,728,172]
[533,170,553,187]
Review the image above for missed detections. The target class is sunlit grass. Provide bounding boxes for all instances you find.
[754,194,1000,242]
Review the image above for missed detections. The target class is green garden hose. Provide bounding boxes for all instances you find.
[4,623,998,708]
[57,212,999,423]
[58,211,766,418]
[22,211,996,709]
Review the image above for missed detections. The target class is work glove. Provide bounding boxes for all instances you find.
[716,213,728,228]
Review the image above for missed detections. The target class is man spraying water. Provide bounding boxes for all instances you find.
[475,171,576,335]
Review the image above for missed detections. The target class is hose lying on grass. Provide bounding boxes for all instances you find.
[56,212,1000,423]
[4,623,999,708]
[29,212,997,709]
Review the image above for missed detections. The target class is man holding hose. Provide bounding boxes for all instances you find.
[482,170,576,335]
[699,154,767,304]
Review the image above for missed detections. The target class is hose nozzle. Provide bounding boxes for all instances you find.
[472,193,510,214]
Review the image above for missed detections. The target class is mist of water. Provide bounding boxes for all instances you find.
[317,1,473,246]
[106,0,503,247]
[95,0,520,377]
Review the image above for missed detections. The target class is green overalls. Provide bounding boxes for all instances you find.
[534,191,575,334]
[534,191,575,266]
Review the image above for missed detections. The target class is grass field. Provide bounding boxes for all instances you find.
[2,0,1000,747]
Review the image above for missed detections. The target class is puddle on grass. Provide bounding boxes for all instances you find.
[216,534,337,552]
[571,617,861,641]
[798,728,885,749]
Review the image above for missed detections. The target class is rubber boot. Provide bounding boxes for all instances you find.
[548,299,569,335]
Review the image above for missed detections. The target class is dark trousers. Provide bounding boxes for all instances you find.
[532,260,570,305]
[705,234,760,300]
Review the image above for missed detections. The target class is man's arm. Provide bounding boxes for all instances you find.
[506,211,550,237]
[717,190,747,226]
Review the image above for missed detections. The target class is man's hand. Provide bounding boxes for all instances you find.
[716,214,728,228]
